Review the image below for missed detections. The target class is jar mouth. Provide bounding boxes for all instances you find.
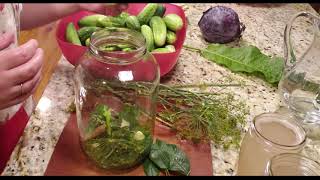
[267,153,320,176]
[252,113,306,148]
[89,28,147,65]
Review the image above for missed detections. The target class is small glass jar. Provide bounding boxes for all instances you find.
[265,153,320,176]
[73,28,160,170]
[237,112,306,176]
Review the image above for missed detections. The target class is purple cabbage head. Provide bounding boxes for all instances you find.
[198,6,245,43]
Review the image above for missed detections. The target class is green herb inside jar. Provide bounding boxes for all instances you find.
[81,104,153,170]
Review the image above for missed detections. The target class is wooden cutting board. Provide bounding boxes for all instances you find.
[44,114,213,176]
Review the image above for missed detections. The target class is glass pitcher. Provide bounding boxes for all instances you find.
[278,12,320,139]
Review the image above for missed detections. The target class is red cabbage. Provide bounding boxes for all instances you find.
[198,6,245,43]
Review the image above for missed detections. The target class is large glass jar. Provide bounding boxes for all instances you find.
[237,112,306,176]
[73,28,160,170]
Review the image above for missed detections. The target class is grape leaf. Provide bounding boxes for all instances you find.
[149,140,171,169]
[143,158,160,176]
[191,44,285,84]
[149,139,190,176]
[166,144,190,176]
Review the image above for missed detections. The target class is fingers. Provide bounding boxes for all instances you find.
[105,3,129,16]
[79,3,129,16]
[0,4,4,11]
[79,3,105,14]
[117,3,128,11]
[0,39,38,70]
[0,32,14,50]
[6,48,44,86]
[0,69,42,110]
[9,66,42,100]
[2,87,36,110]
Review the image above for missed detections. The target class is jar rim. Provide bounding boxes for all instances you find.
[252,113,306,149]
[267,153,320,176]
[89,27,147,65]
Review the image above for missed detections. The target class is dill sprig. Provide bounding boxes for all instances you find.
[157,84,248,149]
[89,80,249,149]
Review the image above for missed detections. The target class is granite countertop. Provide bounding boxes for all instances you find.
[2,3,320,176]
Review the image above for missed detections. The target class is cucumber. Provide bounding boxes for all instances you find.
[163,14,183,32]
[154,4,166,17]
[97,16,125,28]
[77,26,101,44]
[122,47,133,52]
[165,45,176,52]
[152,45,176,53]
[137,3,158,25]
[116,44,135,49]
[140,25,154,52]
[118,12,130,20]
[152,48,171,53]
[85,38,90,47]
[99,46,119,52]
[78,14,107,27]
[125,16,141,31]
[111,16,127,27]
[166,30,177,44]
[149,16,167,47]
[66,22,82,45]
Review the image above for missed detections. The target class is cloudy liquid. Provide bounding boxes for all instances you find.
[237,117,306,176]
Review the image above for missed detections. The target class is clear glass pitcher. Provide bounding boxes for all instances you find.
[278,12,320,139]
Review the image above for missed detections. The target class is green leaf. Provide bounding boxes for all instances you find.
[143,158,160,176]
[103,107,112,136]
[149,139,190,176]
[198,44,285,84]
[85,104,108,134]
[149,140,171,169]
[166,144,190,176]
[118,104,140,130]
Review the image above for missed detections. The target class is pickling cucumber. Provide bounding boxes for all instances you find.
[66,22,82,45]
[78,14,107,27]
[141,25,154,52]
[137,3,158,25]
[149,16,167,47]
[163,14,184,32]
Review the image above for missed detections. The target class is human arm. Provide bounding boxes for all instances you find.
[20,3,128,30]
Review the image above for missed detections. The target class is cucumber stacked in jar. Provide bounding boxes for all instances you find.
[65,3,184,53]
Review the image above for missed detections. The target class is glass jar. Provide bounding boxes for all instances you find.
[265,153,320,176]
[73,28,160,170]
[237,112,306,176]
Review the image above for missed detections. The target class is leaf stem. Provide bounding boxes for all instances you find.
[171,83,243,88]
[165,169,171,176]
[156,117,174,129]
[183,45,202,52]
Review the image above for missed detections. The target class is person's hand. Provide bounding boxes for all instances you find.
[78,3,129,16]
[0,32,43,110]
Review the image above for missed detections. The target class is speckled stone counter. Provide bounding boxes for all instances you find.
[2,3,320,176]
